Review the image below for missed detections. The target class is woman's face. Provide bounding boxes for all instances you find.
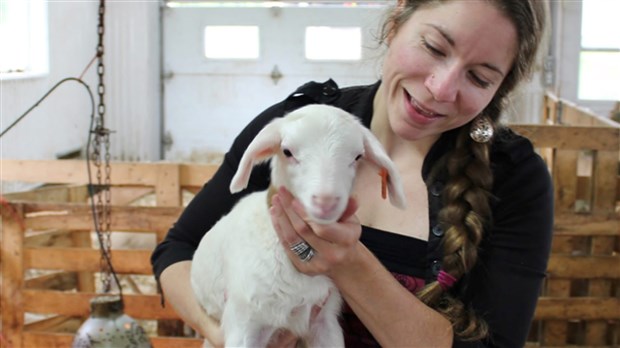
[380,0,518,141]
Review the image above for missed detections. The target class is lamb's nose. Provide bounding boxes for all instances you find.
[312,194,340,214]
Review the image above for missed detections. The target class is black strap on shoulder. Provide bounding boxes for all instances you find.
[283,79,341,113]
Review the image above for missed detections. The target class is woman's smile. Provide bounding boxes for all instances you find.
[403,89,446,126]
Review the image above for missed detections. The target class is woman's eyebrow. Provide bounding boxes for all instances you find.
[424,23,506,77]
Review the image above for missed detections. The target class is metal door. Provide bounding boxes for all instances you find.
[162,3,387,161]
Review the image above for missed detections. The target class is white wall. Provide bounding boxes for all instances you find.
[1,1,161,162]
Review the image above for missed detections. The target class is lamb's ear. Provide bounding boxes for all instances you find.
[359,126,407,210]
[229,119,284,193]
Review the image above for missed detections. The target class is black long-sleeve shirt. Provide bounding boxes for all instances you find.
[151,79,554,347]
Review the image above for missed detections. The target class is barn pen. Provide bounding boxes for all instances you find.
[1,93,619,347]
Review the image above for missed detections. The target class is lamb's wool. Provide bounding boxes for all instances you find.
[190,104,406,347]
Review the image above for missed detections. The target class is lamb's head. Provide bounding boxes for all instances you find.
[230,104,407,224]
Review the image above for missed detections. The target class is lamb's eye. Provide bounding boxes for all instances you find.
[283,149,293,158]
[355,154,362,161]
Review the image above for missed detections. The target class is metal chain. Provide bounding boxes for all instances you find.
[93,0,113,293]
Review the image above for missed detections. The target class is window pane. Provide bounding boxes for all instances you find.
[0,1,30,72]
[305,26,361,61]
[581,0,620,49]
[204,26,259,59]
[578,51,620,100]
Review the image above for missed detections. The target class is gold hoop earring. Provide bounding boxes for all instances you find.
[469,116,494,143]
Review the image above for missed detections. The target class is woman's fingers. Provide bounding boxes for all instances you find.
[270,187,361,272]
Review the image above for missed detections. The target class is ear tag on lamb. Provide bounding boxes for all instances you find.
[378,167,388,200]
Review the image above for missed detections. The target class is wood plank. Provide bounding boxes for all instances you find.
[1,160,160,186]
[546,255,620,278]
[2,185,90,203]
[22,291,181,320]
[561,99,620,128]
[534,297,620,320]
[586,147,619,345]
[554,218,619,236]
[71,231,96,292]
[511,125,619,151]
[24,229,73,247]
[180,163,218,188]
[21,203,181,232]
[553,149,579,214]
[593,151,618,215]
[1,160,217,188]
[23,331,203,348]
[25,272,77,291]
[24,247,153,274]
[1,203,25,348]
[156,163,181,206]
[542,216,573,345]
[110,186,154,206]
[23,315,75,332]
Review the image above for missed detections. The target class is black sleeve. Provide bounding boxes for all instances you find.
[454,135,554,348]
[150,101,285,281]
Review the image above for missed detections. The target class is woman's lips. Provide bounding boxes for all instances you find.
[405,90,445,119]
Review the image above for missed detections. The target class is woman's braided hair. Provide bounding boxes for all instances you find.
[379,0,547,340]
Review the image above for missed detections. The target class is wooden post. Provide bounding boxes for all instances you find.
[156,163,181,207]
[1,203,25,348]
[542,147,579,346]
[584,150,619,345]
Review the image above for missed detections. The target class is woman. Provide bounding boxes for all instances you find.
[151,0,553,346]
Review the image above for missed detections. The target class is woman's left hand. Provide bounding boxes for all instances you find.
[269,186,362,276]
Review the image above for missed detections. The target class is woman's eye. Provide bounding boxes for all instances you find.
[469,72,491,89]
[283,149,293,158]
[422,38,444,57]
[355,154,362,161]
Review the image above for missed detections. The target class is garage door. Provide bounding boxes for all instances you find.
[162,1,388,161]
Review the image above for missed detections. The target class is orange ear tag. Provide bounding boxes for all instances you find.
[378,167,388,200]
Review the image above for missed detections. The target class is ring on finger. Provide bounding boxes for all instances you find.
[290,240,311,257]
[300,248,315,262]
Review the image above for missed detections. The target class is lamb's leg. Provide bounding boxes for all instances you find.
[220,300,276,347]
[305,293,344,348]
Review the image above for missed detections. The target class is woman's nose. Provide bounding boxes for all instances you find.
[425,67,459,103]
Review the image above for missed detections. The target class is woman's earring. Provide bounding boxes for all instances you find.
[469,116,494,143]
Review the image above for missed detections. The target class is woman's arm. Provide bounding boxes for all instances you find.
[159,261,224,346]
[334,243,453,347]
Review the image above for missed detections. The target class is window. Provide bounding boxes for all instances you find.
[305,26,361,61]
[577,0,620,101]
[204,26,260,59]
[0,0,48,77]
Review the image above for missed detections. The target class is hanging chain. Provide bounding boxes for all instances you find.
[93,0,113,293]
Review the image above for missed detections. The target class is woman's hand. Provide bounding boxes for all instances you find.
[269,186,361,276]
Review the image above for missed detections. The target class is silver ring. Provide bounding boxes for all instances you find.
[300,248,315,263]
[290,240,311,257]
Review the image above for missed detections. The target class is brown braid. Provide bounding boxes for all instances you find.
[417,127,493,340]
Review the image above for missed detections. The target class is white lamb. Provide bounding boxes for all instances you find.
[190,104,407,347]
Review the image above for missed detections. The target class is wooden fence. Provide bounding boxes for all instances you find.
[1,95,618,347]
[1,161,216,348]
[520,93,620,347]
